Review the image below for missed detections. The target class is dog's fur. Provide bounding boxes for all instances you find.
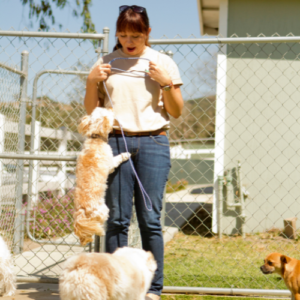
[59,247,157,300]
[74,107,130,246]
[0,235,16,296]
[261,252,300,300]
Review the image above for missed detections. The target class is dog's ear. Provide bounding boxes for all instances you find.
[102,116,111,135]
[281,255,291,264]
[78,115,90,135]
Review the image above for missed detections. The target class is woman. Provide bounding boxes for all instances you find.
[84,5,184,300]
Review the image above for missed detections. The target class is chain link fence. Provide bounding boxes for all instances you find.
[0,58,23,251]
[1,29,300,295]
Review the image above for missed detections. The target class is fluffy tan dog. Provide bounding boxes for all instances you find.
[0,235,16,296]
[59,247,157,300]
[74,107,130,245]
[260,252,300,300]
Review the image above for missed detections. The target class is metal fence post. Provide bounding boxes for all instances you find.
[165,50,174,59]
[0,114,5,198]
[102,27,110,56]
[95,27,110,254]
[31,120,41,206]
[159,50,174,59]
[237,161,246,238]
[13,50,29,254]
[218,175,224,239]
[58,126,68,195]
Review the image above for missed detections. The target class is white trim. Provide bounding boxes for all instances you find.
[219,0,228,37]
[212,54,227,233]
[212,0,229,233]
[197,0,204,35]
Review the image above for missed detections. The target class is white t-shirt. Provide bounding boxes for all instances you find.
[91,46,183,132]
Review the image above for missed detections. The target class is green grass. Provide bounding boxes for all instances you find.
[162,296,288,300]
[163,231,298,290]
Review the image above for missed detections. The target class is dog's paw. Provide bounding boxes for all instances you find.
[4,290,16,297]
[121,152,131,161]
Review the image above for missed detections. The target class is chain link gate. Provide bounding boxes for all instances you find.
[0,29,300,296]
[0,30,110,278]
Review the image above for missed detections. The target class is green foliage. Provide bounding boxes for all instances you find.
[166,179,189,193]
[169,96,215,141]
[26,96,85,133]
[20,0,96,33]
[28,190,75,239]
[81,0,95,34]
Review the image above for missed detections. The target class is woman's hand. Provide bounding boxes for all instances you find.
[87,64,111,84]
[148,61,172,86]
[84,64,111,114]
[148,62,183,119]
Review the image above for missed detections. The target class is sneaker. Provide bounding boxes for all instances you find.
[146,293,161,300]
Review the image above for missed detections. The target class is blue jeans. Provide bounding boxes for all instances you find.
[105,133,171,296]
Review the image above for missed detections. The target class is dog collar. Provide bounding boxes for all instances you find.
[89,134,108,143]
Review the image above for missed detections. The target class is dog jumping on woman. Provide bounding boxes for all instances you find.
[74,107,130,246]
[0,235,16,296]
[59,247,157,300]
[261,252,300,300]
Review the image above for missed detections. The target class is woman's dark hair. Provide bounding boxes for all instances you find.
[113,7,150,51]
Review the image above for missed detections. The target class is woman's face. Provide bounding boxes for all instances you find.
[116,28,151,56]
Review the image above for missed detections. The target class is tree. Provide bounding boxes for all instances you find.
[21,0,95,33]
[169,96,216,142]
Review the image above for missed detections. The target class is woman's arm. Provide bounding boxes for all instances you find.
[84,64,111,115]
[161,85,183,119]
[84,81,100,114]
[148,61,184,119]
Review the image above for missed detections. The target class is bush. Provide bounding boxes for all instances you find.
[166,179,189,193]
[0,206,15,247]
[28,189,75,240]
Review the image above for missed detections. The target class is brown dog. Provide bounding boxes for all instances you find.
[260,252,300,300]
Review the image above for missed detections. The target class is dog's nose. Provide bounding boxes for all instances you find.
[260,266,264,271]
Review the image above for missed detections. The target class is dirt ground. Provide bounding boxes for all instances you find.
[22,239,44,252]
[2,283,59,300]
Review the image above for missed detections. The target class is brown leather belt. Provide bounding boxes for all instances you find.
[111,128,167,136]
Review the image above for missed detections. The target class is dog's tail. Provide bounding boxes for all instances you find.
[74,207,109,246]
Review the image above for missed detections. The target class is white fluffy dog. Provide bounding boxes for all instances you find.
[74,107,130,246]
[59,247,157,300]
[0,235,16,296]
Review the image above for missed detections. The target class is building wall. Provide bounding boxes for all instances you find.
[223,58,300,234]
[219,0,300,234]
[227,0,300,37]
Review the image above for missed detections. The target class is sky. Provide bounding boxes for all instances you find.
[0,1,216,101]
[0,0,202,52]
